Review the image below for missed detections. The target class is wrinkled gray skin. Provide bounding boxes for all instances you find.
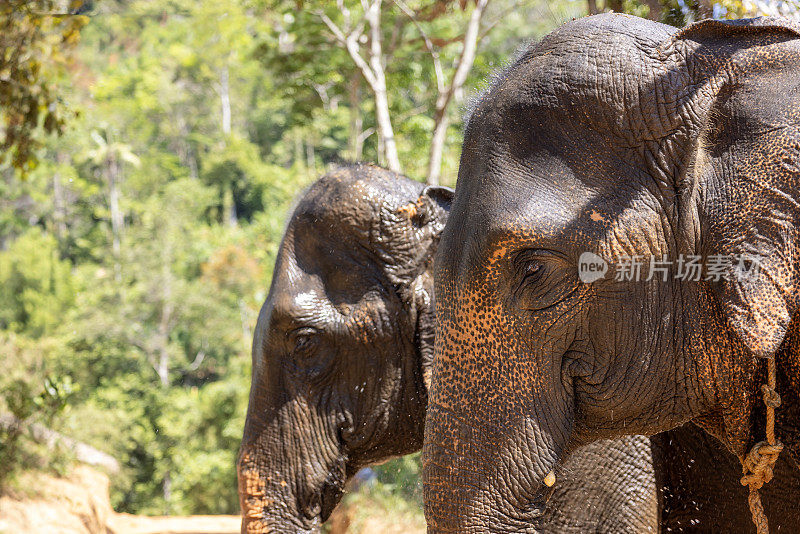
[424,13,800,533]
[236,165,660,533]
[653,423,800,533]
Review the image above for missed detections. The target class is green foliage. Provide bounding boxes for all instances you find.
[372,453,423,505]
[0,1,87,175]
[0,228,75,335]
[0,334,78,487]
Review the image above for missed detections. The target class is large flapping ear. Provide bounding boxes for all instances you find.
[672,18,800,358]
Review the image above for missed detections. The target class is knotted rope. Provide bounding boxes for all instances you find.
[740,356,783,534]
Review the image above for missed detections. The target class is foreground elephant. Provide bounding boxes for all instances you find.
[424,13,800,533]
[236,165,660,533]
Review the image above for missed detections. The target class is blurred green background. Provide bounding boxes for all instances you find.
[1,0,796,521]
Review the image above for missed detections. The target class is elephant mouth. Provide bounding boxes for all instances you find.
[319,478,345,521]
[524,490,553,520]
[495,502,548,532]
[500,482,555,528]
[300,477,345,527]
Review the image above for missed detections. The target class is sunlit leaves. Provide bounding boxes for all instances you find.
[0,1,87,176]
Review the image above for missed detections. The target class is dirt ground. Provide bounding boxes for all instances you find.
[0,467,424,534]
[0,466,238,534]
[109,514,240,534]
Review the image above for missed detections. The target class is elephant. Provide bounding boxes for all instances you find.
[236,164,663,533]
[652,423,800,532]
[237,164,799,533]
[423,12,800,533]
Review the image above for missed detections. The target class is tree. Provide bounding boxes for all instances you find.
[317,0,403,172]
[317,0,497,183]
[0,1,87,175]
[84,130,140,282]
[398,0,489,185]
[263,0,512,184]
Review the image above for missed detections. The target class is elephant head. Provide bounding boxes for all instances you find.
[423,14,800,532]
[237,165,451,533]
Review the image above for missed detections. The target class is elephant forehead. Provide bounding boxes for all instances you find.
[468,15,686,149]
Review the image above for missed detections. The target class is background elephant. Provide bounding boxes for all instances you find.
[424,13,800,533]
[237,164,661,533]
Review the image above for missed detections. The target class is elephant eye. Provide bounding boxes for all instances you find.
[289,327,319,357]
[512,249,578,311]
[514,250,550,285]
[522,261,544,282]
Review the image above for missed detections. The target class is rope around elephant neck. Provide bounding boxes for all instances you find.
[740,356,783,534]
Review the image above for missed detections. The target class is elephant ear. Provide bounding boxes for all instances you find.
[377,185,453,286]
[675,18,800,358]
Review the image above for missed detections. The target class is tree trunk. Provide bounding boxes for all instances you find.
[0,414,121,473]
[587,0,599,14]
[156,237,173,388]
[305,136,316,174]
[425,0,488,185]
[157,235,173,511]
[219,66,232,136]
[163,472,172,514]
[365,0,402,173]
[52,153,68,249]
[107,154,123,283]
[606,0,623,12]
[223,184,237,227]
[427,109,449,186]
[348,73,364,161]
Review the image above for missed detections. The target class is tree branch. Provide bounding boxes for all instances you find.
[318,11,378,88]
[392,0,445,94]
[426,0,489,185]
[446,0,488,100]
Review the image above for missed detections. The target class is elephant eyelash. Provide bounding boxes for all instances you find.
[513,249,554,284]
[288,326,320,357]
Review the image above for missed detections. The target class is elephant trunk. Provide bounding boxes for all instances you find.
[237,394,345,534]
[422,401,569,533]
[237,441,323,534]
